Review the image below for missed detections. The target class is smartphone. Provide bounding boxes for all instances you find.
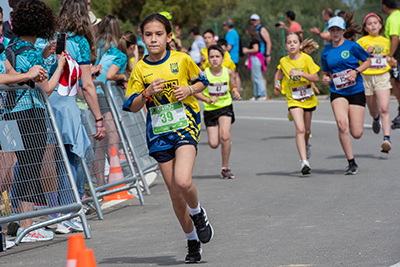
[56,33,66,55]
[274,23,281,27]
[92,70,100,77]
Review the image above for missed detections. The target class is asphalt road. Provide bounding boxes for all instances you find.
[2,98,400,267]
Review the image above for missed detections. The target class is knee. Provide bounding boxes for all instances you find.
[220,132,230,143]
[337,120,349,134]
[296,127,306,135]
[380,106,389,115]
[208,141,219,149]
[175,178,194,193]
[351,129,363,139]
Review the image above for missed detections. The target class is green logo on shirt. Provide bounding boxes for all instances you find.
[341,50,350,59]
[170,63,179,75]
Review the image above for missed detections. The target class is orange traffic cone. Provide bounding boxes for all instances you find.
[66,234,86,267]
[76,249,97,267]
[103,147,134,201]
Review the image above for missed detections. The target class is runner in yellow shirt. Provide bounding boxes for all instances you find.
[200,29,235,71]
[274,33,320,175]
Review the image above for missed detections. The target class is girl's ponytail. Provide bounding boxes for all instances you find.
[301,38,319,54]
[117,31,137,72]
[343,11,361,41]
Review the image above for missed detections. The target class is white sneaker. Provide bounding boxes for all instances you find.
[17,227,54,242]
[300,160,311,175]
[6,240,15,249]
[55,221,71,234]
[248,96,256,101]
[257,96,267,101]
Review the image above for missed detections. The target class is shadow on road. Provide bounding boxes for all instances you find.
[98,256,201,265]
[326,154,388,160]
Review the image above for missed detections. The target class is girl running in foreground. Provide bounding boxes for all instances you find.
[195,44,241,179]
[122,13,213,264]
[321,16,371,175]
[274,33,320,175]
[357,13,397,153]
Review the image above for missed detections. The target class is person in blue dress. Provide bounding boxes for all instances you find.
[92,30,137,186]
[321,16,371,175]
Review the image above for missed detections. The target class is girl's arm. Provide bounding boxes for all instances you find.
[44,53,66,95]
[346,58,371,82]
[194,92,212,103]
[0,65,47,84]
[274,69,284,95]
[129,78,167,113]
[228,68,240,99]
[105,64,126,81]
[173,80,207,101]
[290,69,319,83]
[243,43,259,54]
[131,45,139,69]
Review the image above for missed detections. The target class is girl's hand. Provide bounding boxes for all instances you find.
[28,65,48,82]
[147,78,167,96]
[91,64,102,77]
[209,96,219,104]
[346,70,357,82]
[173,84,191,101]
[289,69,303,78]
[242,47,248,54]
[57,52,67,69]
[312,83,320,94]
[273,82,281,96]
[133,45,139,59]
[93,123,106,141]
[322,74,331,85]
[367,46,375,53]
[389,57,398,67]
[41,41,56,59]
[232,90,241,100]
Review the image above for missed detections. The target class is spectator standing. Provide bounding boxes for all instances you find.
[277,11,303,37]
[250,14,272,95]
[189,26,206,66]
[223,19,242,93]
[381,0,400,124]
[310,8,334,47]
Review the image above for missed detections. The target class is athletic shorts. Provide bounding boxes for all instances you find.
[203,104,235,127]
[362,72,392,96]
[330,91,366,107]
[288,106,316,112]
[149,137,197,163]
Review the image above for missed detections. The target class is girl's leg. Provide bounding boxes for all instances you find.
[331,98,353,160]
[348,104,365,139]
[207,125,220,149]
[303,111,313,147]
[375,89,391,136]
[290,108,307,161]
[218,116,232,168]
[158,159,194,234]
[366,94,379,119]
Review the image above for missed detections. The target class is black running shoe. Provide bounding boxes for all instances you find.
[185,239,202,263]
[372,116,381,134]
[221,168,235,179]
[190,207,214,244]
[345,164,358,175]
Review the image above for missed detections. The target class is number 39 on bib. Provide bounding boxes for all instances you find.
[150,101,189,135]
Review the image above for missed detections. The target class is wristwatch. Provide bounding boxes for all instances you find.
[354,69,361,76]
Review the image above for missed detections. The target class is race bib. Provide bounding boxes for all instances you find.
[369,55,387,69]
[208,82,228,96]
[150,101,189,135]
[291,84,314,102]
[332,69,356,90]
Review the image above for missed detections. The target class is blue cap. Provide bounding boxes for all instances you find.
[327,16,346,30]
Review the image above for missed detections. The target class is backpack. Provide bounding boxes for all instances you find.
[4,39,36,110]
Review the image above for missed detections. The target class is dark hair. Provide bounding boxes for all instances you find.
[362,13,385,36]
[286,11,295,21]
[223,19,234,29]
[203,29,215,37]
[190,26,200,35]
[9,0,22,9]
[323,8,334,18]
[58,0,96,60]
[169,39,178,50]
[337,11,346,17]
[343,11,362,41]
[140,13,172,50]
[208,44,224,57]
[138,45,145,54]
[217,38,228,47]
[11,0,56,40]
[0,6,2,15]
[246,23,260,41]
[382,0,398,9]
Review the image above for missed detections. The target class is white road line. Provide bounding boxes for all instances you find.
[236,116,372,128]
[389,263,400,267]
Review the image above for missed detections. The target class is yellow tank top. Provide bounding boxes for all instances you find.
[203,66,232,111]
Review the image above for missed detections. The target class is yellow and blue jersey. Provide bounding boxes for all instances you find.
[123,50,209,154]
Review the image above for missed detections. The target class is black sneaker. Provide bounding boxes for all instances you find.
[190,207,214,244]
[7,221,20,236]
[185,239,202,263]
[372,115,380,134]
[345,164,358,175]
[221,168,235,179]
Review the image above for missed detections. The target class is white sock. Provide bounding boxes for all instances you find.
[185,228,199,241]
[188,202,201,216]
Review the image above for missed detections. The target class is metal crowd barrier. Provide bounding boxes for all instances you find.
[0,84,90,245]
[106,81,160,195]
[79,81,146,220]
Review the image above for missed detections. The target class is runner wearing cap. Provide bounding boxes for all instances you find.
[321,16,371,175]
